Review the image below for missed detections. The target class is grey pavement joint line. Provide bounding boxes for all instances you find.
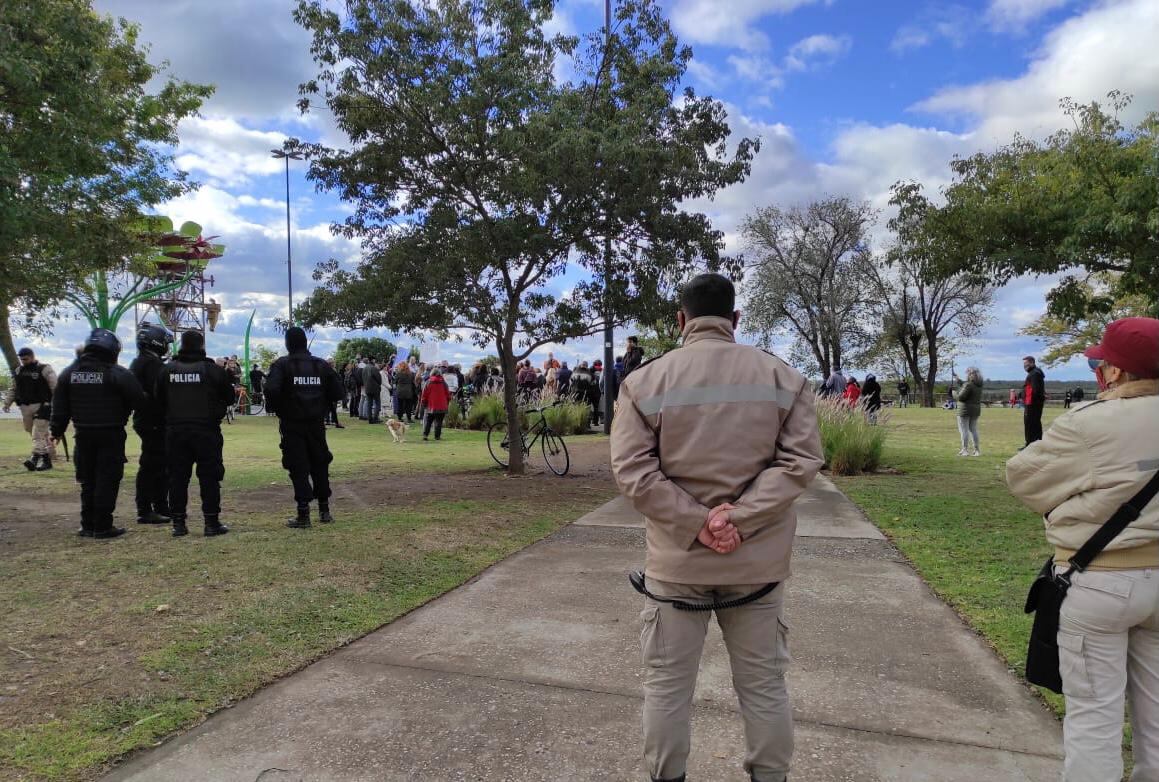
[337,654,1064,762]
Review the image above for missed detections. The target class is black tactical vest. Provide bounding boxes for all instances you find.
[276,354,328,420]
[15,362,52,405]
[162,359,214,423]
[66,359,126,428]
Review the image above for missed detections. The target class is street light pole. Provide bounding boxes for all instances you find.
[602,0,615,436]
[271,149,304,322]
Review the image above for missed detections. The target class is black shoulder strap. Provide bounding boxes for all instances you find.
[1071,468,1159,572]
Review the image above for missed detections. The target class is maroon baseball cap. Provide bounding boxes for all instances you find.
[1084,317,1159,379]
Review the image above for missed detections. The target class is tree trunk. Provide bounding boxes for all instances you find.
[499,339,525,476]
[0,299,19,375]
[923,343,939,408]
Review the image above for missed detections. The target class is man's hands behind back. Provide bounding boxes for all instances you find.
[698,503,741,554]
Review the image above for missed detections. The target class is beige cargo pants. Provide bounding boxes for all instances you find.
[1057,567,1159,781]
[640,577,791,782]
[20,403,53,457]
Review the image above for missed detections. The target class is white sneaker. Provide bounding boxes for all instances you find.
[958,449,969,457]
[972,449,982,457]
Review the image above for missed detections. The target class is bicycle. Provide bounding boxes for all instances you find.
[486,400,570,476]
[231,386,265,418]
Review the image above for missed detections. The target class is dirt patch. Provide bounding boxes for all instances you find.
[0,438,614,547]
[0,438,617,740]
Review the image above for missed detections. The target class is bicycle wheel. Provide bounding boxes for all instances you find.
[487,421,516,469]
[541,430,570,476]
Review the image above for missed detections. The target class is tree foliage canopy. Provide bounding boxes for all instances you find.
[1019,272,1151,367]
[741,197,875,379]
[862,182,994,406]
[0,0,211,370]
[290,0,755,472]
[939,92,1159,322]
[332,337,399,369]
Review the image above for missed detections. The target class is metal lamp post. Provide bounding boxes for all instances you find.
[602,0,615,435]
[271,149,304,322]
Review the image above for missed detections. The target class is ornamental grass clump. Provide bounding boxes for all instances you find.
[543,399,591,435]
[465,394,505,430]
[816,397,889,475]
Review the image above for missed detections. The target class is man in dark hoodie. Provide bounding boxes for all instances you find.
[156,330,235,538]
[130,323,174,525]
[362,357,383,424]
[265,326,345,528]
[50,329,145,539]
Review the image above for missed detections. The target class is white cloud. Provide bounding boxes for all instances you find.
[914,0,1159,143]
[174,116,290,187]
[94,0,315,120]
[890,5,975,53]
[784,33,851,70]
[986,0,1074,31]
[727,54,785,89]
[668,0,833,52]
[685,58,724,90]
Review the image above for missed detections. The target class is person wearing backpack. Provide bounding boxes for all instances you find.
[1007,317,1159,781]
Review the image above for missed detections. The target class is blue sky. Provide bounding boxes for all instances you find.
[17,0,1159,380]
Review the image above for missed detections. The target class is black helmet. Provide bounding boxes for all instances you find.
[136,322,173,355]
[84,328,122,359]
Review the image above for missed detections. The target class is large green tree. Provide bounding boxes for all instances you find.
[741,197,876,379]
[863,182,994,407]
[1019,272,1151,367]
[939,92,1159,322]
[0,0,211,371]
[291,0,755,473]
[332,337,399,370]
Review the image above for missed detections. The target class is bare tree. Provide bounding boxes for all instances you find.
[741,197,876,379]
[866,183,994,407]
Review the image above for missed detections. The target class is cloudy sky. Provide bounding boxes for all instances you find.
[18,0,1159,380]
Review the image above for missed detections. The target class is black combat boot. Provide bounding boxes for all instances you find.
[318,505,334,524]
[77,511,95,537]
[24,455,38,471]
[171,514,189,537]
[652,776,685,782]
[35,455,52,471]
[286,505,311,529]
[137,510,170,524]
[92,515,125,540]
[203,514,230,537]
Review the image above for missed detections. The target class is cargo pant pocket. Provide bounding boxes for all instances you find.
[1058,630,1093,698]
[774,617,791,673]
[641,604,667,668]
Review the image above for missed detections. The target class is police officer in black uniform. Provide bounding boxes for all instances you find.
[130,323,174,525]
[265,326,344,528]
[50,329,145,539]
[155,330,234,538]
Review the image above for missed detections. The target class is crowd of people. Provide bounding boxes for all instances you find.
[330,335,647,431]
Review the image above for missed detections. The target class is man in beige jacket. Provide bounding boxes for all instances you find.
[3,347,58,471]
[1007,317,1159,782]
[611,273,824,782]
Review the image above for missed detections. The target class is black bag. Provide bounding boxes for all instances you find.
[1024,468,1159,693]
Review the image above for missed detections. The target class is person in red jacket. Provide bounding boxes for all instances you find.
[843,376,862,407]
[420,368,452,441]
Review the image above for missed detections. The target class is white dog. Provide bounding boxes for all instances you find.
[385,417,409,443]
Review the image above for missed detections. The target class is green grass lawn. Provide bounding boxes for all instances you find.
[0,418,613,781]
[832,406,1066,713]
[0,415,499,496]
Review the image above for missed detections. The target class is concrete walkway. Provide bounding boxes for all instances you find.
[105,476,1062,781]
